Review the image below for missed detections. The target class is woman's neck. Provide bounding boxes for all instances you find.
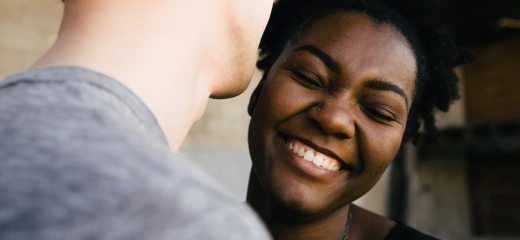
[247,171,351,240]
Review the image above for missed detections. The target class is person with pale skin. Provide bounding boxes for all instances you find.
[0,0,273,239]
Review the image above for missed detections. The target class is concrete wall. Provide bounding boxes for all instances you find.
[0,0,62,79]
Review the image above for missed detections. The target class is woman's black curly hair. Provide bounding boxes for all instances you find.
[254,0,473,143]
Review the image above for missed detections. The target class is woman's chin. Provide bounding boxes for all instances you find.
[267,187,345,218]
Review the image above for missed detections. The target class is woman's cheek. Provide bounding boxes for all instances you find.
[360,125,403,171]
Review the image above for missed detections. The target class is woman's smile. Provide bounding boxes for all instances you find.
[287,139,342,171]
[278,132,349,179]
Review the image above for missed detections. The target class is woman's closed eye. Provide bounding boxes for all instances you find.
[361,105,398,123]
[285,67,325,90]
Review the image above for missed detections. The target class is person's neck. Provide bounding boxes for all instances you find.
[32,0,221,150]
[246,171,351,240]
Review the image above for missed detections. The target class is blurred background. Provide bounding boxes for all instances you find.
[1,0,519,239]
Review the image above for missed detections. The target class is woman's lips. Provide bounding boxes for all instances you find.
[285,138,343,171]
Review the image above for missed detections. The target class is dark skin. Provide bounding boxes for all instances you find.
[247,11,417,240]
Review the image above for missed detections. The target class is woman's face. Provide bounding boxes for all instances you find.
[248,11,417,216]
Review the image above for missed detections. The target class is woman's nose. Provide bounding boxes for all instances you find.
[307,100,356,139]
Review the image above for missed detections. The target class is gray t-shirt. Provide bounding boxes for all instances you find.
[0,66,271,240]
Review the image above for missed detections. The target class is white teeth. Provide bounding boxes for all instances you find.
[312,154,323,166]
[303,150,314,161]
[287,141,341,171]
[321,159,330,168]
[327,164,335,171]
[298,148,305,157]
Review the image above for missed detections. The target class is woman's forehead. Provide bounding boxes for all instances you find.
[295,11,407,50]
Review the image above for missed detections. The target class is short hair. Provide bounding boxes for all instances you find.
[255,0,473,143]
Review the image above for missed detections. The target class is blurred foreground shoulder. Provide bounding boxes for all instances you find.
[0,66,271,240]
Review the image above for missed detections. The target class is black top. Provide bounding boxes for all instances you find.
[385,221,439,240]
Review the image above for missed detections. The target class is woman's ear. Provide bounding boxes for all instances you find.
[247,78,266,116]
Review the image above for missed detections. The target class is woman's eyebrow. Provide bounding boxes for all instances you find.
[364,79,409,109]
[292,45,341,73]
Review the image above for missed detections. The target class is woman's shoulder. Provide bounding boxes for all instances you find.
[350,205,438,240]
[385,220,439,240]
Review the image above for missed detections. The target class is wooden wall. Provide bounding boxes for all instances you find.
[465,35,520,124]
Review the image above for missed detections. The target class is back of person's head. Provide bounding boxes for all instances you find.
[57,0,272,100]
[255,0,473,143]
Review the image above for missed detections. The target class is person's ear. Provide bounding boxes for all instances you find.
[247,78,266,116]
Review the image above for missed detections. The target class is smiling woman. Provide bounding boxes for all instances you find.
[246,0,473,239]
